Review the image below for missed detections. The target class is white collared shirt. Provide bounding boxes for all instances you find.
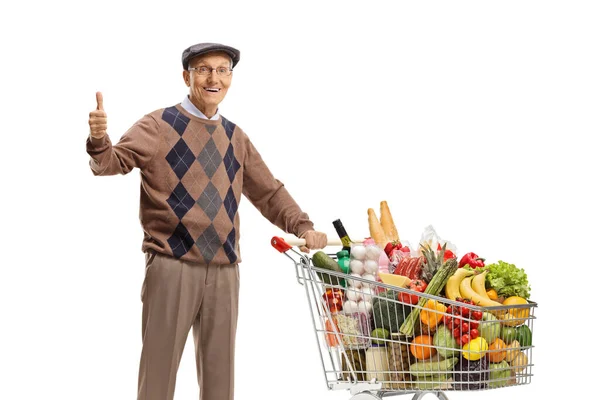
[181,96,220,120]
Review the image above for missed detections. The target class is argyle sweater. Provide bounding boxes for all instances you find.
[86,103,314,265]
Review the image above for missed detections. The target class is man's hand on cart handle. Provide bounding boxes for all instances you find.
[298,230,329,253]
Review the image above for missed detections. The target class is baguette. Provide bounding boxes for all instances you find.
[380,200,399,242]
[368,208,388,248]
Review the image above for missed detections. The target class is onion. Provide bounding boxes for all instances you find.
[348,273,363,288]
[343,300,359,314]
[364,260,378,274]
[350,260,365,275]
[360,287,374,302]
[351,245,367,260]
[366,245,381,260]
[345,288,362,302]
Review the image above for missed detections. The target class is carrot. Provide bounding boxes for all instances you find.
[368,208,388,248]
[380,200,399,242]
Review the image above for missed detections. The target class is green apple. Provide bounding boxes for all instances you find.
[500,326,518,343]
[477,312,500,343]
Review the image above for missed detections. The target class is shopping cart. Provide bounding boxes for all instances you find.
[271,236,536,400]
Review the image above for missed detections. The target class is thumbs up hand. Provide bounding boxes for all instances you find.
[89,92,107,139]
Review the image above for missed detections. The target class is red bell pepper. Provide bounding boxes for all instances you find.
[458,252,486,268]
[398,279,428,305]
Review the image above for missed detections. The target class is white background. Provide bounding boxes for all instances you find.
[1,1,598,399]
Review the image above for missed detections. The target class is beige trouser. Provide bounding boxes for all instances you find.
[138,250,240,400]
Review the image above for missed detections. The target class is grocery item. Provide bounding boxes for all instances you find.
[459,276,503,308]
[371,290,412,332]
[452,356,489,390]
[341,349,367,381]
[432,325,460,358]
[387,333,412,388]
[462,337,488,361]
[322,288,344,313]
[471,271,491,299]
[332,219,352,253]
[488,360,511,388]
[409,357,458,378]
[458,252,486,269]
[487,338,507,363]
[410,335,436,360]
[515,325,532,347]
[485,260,531,299]
[379,201,399,242]
[313,251,343,286]
[419,299,446,329]
[367,208,388,248]
[335,312,371,349]
[366,344,391,383]
[444,268,474,302]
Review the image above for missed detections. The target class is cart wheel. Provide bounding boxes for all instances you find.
[350,392,380,400]
[410,392,450,400]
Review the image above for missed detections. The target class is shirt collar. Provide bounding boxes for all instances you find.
[181,96,220,120]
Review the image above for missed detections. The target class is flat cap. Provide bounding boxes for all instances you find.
[182,42,241,70]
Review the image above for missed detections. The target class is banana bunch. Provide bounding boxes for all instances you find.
[445,269,502,308]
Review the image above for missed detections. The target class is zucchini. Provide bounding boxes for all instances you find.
[312,251,343,286]
[409,357,459,378]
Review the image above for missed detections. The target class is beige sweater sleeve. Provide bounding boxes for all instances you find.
[241,132,314,237]
[86,115,160,175]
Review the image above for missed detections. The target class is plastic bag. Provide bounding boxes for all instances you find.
[419,225,457,258]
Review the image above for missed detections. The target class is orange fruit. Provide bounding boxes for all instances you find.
[410,335,436,360]
[486,289,498,300]
[487,338,507,362]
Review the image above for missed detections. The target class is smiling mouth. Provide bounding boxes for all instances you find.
[203,87,221,93]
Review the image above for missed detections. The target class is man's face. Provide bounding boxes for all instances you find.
[184,52,232,113]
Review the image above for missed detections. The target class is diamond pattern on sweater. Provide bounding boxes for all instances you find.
[166,138,195,179]
[223,143,241,183]
[224,227,237,263]
[195,224,221,263]
[168,222,194,259]
[167,182,196,220]
[196,181,222,221]
[221,116,235,140]
[196,137,222,179]
[223,187,238,223]
[206,125,216,135]
[162,106,190,136]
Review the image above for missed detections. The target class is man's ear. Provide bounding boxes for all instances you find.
[182,70,190,87]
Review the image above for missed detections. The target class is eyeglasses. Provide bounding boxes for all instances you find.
[188,66,233,76]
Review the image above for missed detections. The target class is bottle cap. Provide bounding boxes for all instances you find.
[336,250,349,259]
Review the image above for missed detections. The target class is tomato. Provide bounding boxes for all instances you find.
[470,329,480,339]
[461,334,471,345]
[472,310,483,321]
[444,315,453,326]
[453,327,461,338]
[469,320,480,329]
[398,292,418,305]
[461,322,470,332]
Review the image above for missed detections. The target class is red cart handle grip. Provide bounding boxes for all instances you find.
[271,236,293,253]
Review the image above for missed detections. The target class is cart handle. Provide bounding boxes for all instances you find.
[271,236,343,253]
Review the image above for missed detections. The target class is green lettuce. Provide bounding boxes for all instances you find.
[485,260,531,299]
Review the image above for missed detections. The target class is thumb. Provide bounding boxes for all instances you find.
[96,91,104,111]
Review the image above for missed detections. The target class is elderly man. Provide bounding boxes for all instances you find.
[86,42,327,400]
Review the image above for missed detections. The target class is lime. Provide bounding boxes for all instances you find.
[371,328,390,344]
[462,337,488,361]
